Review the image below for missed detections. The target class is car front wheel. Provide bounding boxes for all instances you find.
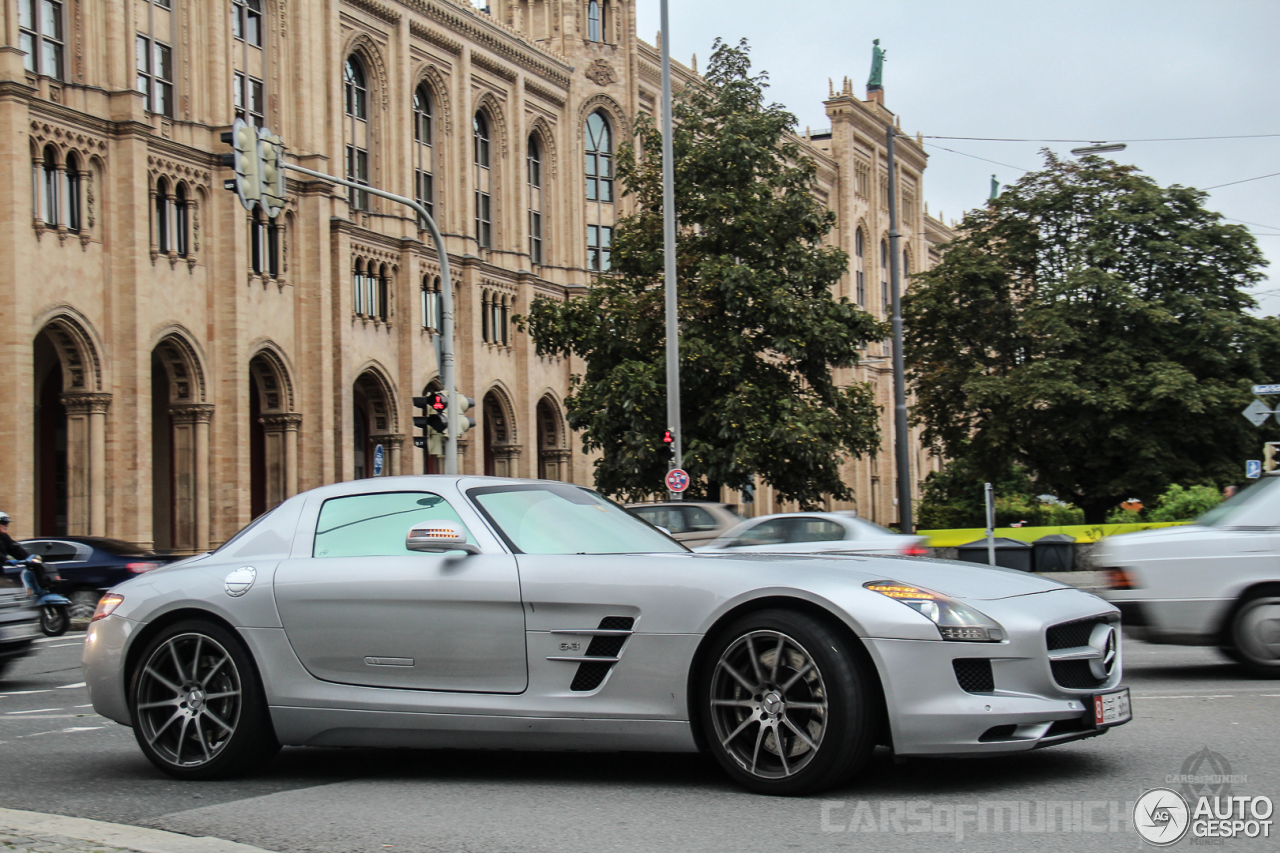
[698,609,875,795]
[129,619,279,779]
[1231,589,1280,677]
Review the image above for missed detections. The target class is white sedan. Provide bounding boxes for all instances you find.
[695,511,929,557]
[1094,476,1280,676]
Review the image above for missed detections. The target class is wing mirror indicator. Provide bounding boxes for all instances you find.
[406,521,481,555]
[863,580,1006,642]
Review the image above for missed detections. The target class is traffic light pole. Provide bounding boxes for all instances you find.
[660,0,682,500]
[886,128,914,534]
[281,161,461,474]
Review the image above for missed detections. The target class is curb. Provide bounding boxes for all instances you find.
[0,809,282,853]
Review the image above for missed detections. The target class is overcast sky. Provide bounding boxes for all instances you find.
[629,0,1280,315]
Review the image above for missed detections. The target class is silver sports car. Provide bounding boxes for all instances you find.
[82,476,1130,795]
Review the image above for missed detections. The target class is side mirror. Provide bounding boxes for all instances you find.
[656,526,673,537]
[406,521,481,555]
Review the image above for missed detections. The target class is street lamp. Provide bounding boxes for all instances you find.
[1070,142,1127,156]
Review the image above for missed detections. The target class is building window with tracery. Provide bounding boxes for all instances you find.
[413,84,435,223]
[585,111,612,202]
[234,72,264,124]
[232,0,263,47]
[587,1,603,42]
[855,228,865,307]
[175,183,189,256]
[588,224,612,272]
[19,0,64,79]
[528,136,543,265]
[136,36,174,117]
[474,113,493,249]
[421,275,442,332]
[65,152,81,233]
[42,146,59,226]
[344,57,370,211]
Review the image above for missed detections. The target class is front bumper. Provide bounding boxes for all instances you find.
[864,592,1126,757]
[82,614,136,725]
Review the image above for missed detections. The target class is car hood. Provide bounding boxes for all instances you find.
[687,552,1068,600]
[1091,524,1207,559]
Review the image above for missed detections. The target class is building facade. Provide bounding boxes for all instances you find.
[1,0,947,552]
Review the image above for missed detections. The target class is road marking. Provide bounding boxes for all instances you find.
[6,708,60,714]
[75,703,93,708]
[57,682,86,689]
[44,643,82,649]
[34,635,82,644]
[0,689,51,696]
[1137,695,1235,700]
[17,725,104,739]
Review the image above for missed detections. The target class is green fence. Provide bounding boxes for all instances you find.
[918,521,1189,548]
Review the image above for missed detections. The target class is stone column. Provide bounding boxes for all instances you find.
[383,433,405,476]
[262,413,303,504]
[542,448,571,482]
[171,403,214,553]
[60,392,112,537]
[493,445,523,479]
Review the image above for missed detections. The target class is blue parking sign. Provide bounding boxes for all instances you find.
[1246,459,1262,479]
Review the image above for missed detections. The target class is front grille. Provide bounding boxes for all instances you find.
[1046,617,1107,650]
[953,658,995,693]
[1046,616,1116,690]
[1051,660,1107,689]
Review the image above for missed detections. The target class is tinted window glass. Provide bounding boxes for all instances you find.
[314,492,472,558]
[683,506,720,532]
[471,485,685,555]
[25,541,81,562]
[790,518,846,543]
[738,519,789,546]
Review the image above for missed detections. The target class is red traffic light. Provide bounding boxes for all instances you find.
[662,429,674,444]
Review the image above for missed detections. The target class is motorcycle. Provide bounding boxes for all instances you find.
[5,557,71,637]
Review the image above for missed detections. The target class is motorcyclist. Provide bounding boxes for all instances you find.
[0,511,44,595]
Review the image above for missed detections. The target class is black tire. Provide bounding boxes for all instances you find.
[697,609,875,795]
[129,619,280,780]
[1230,588,1280,677]
[41,605,69,637]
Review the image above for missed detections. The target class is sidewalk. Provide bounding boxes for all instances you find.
[0,809,280,853]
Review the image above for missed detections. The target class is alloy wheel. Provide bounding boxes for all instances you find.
[707,629,829,780]
[1235,596,1280,668]
[134,632,243,768]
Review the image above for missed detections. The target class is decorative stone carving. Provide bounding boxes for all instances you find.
[60,392,112,415]
[585,59,616,87]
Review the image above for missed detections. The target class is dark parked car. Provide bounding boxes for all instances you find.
[0,568,39,678]
[14,537,181,621]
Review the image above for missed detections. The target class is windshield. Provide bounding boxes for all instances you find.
[468,484,687,555]
[1194,476,1280,528]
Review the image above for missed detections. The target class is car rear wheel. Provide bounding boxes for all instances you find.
[129,620,280,779]
[698,609,875,795]
[1231,590,1280,677]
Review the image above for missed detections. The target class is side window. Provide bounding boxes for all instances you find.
[313,491,473,558]
[633,507,686,533]
[683,506,719,532]
[791,518,846,543]
[28,541,83,563]
[739,519,788,546]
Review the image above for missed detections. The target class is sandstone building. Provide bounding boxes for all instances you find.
[1,0,947,552]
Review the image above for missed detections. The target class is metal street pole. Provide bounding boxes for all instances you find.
[886,127,913,533]
[283,162,459,473]
[660,0,682,500]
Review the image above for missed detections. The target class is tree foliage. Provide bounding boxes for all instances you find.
[521,40,884,506]
[905,152,1272,521]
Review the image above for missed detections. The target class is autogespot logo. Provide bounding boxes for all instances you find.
[1134,788,1191,846]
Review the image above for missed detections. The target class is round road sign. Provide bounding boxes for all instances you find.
[665,468,690,493]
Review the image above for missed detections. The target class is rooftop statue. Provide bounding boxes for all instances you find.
[867,39,886,89]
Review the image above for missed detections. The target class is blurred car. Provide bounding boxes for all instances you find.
[695,511,929,557]
[0,565,39,678]
[1094,476,1280,676]
[14,537,179,621]
[625,501,743,548]
[82,475,1127,793]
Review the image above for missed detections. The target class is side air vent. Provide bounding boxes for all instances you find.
[953,658,995,694]
[548,616,636,692]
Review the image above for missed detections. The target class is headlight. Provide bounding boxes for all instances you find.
[865,581,1005,642]
[91,593,124,622]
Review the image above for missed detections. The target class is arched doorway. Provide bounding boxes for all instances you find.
[33,317,109,537]
[249,349,299,517]
[535,396,569,481]
[151,333,211,554]
[352,369,401,479]
[481,389,520,477]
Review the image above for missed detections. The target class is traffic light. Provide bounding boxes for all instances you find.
[662,428,675,460]
[219,118,260,211]
[1266,442,1280,472]
[452,392,476,436]
[258,128,286,217]
[413,392,449,435]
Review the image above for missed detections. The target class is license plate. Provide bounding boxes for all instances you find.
[1093,687,1131,727]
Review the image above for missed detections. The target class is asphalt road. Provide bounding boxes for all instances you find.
[2,632,1277,853]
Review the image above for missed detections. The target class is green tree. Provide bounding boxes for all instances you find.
[905,152,1271,522]
[521,40,884,505]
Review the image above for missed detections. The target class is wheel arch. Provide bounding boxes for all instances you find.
[123,608,261,700]
[684,595,890,754]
